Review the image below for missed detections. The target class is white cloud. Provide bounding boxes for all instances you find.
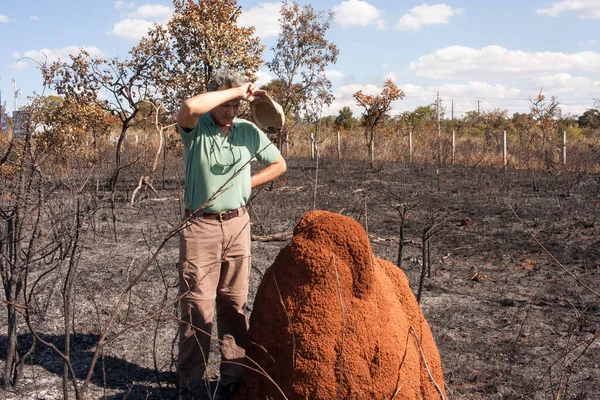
[410,45,600,79]
[400,78,598,116]
[12,46,104,69]
[438,81,523,99]
[333,0,383,28]
[254,70,273,88]
[398,81,530,116]
[323,83,383,115]
[530,73,600,95]
[537,0,600,19]
[325,69,344,79]
[340,83,382,97]
[111,18,156,41]
[395,3,463,31]
[115,0,134,9]
[385,72,397,82]
[0,14,10,23]
[29,15,39,21]
[239,2,282,39]
[111,4,173,40]
[324,76,598,118]
[12,60,30,70]
[127,4,172,23]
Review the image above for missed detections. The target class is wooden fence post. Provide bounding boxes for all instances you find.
[452,130,455,165]
[562,129,567,165]
[285,131,289,156]
[409,129,413,164]
[503,130,507,168]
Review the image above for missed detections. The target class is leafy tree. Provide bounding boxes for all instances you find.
[334,106,357,130]
[461,110,486,137]
[530,91,561,141]
[578,109,600,130]
[33,95,111,159]
[259,79,304,121]
[155,0,263,115]
[267,1,339,148]
[529,90,561,168]
[511,112,536,132]
[354,79,404,163]
[404,105,437,134]
[481,109,510,147]
[41,37,169,190]
[319,115,336,128]
[42,1,262,187]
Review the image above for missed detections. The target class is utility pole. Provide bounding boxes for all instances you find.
[437,91,441,164]
[436,91,442,189]
[12,78,18,112]
[451,100,454,120]
[477,100,480,114]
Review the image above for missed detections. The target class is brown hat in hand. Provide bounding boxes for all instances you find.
[251,93,285,132]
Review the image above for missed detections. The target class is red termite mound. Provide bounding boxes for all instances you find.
[238,210,446,400]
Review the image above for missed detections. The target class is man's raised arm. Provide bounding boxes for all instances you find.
[177,82,257,130]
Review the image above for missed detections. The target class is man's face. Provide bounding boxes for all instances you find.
[210,85,241,127]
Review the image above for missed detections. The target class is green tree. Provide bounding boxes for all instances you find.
[481,109,510,147]
[578,109,600,130]
[410,105,437,129]
[334,106,357,130]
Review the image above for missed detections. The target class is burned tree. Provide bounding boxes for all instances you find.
[266,1,339,151]
[354,79,404,165]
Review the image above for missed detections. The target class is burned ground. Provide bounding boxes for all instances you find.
[1,157,599,399]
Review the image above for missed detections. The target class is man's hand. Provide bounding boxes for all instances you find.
[238,83,259,102]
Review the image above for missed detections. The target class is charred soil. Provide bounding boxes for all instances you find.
[1,157,599,399]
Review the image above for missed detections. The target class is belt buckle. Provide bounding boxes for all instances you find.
[218,211,227,222]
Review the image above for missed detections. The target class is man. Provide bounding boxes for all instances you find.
[176,70,286,399]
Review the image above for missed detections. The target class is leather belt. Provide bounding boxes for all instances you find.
[186,205,247,222]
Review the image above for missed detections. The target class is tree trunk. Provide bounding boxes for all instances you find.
[368,135,375,165]
[110,126,128,192]
[397,215,405,268]
[2,126,31,388]
[3,214,22,388]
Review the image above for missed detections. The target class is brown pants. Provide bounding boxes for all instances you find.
[177,209,251,394]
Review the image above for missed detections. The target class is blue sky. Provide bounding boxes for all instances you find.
[1,0,599,118]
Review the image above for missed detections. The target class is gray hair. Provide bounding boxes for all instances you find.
[207,70,245,92]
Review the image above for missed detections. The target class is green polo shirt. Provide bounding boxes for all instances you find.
[178,113,281,213]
